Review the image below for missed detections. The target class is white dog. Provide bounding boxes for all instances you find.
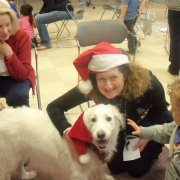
[0,104,124,180]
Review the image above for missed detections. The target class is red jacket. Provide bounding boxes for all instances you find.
[4,29,35,94]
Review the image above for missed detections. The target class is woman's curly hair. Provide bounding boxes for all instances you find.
[167,78,180,108]
[88,62,152,101]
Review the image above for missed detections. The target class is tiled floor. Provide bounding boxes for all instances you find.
[2,1,175,117]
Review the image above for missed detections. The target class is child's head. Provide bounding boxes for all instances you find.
[20,4,33,25]
[20,4,33,16]
[167,78,180,125]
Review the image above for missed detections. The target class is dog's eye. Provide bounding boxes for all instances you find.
[106,117,112,121]
[91,117,96,122]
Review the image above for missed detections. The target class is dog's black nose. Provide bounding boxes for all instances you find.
[97,132,105,139]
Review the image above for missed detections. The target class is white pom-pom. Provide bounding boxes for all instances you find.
[78,79,93,94]
[79,154,91,164]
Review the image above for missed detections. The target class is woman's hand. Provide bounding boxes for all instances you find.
[0,41,13,60]
[0,102,5,111]
[133,139,149,152]
[64,129,81,164]
[35,13,40,19]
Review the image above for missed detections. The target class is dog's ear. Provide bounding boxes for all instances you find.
[108,105,125,130]
[82,107,92,130]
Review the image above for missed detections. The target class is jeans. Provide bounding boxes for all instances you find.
[35,11,74,47]
[0,76,31,107]
[168,10,180,75]
[124,16,138,53]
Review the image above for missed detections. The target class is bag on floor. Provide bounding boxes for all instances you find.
[143,18,152,36]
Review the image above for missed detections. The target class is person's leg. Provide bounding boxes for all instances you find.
[0,77,31,107]
[33,11,39,17]
[124,17,138,53]
[35,10,73,47]
[107,127,163,177]
[168,10,180,75]
[124,141,163,177]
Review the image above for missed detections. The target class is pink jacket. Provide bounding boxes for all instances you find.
[19,16,36,39]
[4,29,35,94]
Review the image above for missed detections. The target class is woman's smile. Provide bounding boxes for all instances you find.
[96,67,124,99]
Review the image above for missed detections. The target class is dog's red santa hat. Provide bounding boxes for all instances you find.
[68,108,93,164]
[73,42,129,94]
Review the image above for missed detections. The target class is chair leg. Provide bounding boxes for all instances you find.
[100,10,106,20]
[32,43,42,110]
[164,24,170,55]
[112,11,117,19]
[35,78,42,110]
[136,18,146,39]
[56,20,78,48]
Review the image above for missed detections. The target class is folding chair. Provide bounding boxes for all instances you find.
[100,0,122,20]
[32,43,42,110]
[56,0,86,48]
[143,0,165,22]
[74,20,139,111]
[164,8,170,55]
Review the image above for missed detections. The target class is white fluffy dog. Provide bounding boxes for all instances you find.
[0,104,124,180]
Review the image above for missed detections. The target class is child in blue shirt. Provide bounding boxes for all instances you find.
[120,0,145,54]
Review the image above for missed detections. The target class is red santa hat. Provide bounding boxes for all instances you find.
[73,42,129,94]
[68,110,93,164]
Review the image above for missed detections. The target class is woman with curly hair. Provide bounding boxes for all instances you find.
[47,42,173,177]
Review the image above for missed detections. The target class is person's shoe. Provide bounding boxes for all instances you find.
[138,41,141,47]
[36,45,52,51]
[127,50,135,55]
[167,67,179,76]
[37,39,41,44]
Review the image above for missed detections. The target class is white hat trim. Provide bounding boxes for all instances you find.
[88,54,129,72]
[79,79,93,94]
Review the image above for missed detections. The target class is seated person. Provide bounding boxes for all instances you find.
[19,4,38,47]
[34,0,74,51]
[47,42,173,177]
[0,2,35,108]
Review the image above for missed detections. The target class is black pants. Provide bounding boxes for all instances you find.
[168,10,180,75]
[124,16,138,53]
[0,76,31,107]
[107,110,173,177]
[107,130,163,177]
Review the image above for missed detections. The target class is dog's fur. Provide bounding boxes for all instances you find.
[0,104,124,180]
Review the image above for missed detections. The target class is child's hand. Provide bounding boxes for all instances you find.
[33,23,37,28]
[133,139,149,152]
[127,119,141,136]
